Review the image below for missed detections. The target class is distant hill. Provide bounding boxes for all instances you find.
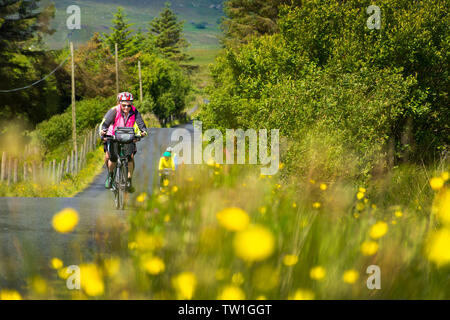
[41,0,224,49]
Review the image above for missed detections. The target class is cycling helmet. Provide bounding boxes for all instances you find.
[166,147,173,152]
[117,92,133,102]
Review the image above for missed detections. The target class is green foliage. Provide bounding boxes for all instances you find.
[102,7,134,56]
[35,96,115,150]
[149,2,191,62]
[202,0,448,178]
[134,53,190,120]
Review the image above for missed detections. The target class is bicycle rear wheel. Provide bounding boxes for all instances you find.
[114,166,121,210]
[118,162,128,210]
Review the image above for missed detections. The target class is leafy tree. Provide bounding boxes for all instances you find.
[149,2,191,62]
[0,0,67,127]
[222,0,298,45]
[134,52,190,121]
[102,7,134,56]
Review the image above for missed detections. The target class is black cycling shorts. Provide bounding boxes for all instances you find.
[103,140,136,162]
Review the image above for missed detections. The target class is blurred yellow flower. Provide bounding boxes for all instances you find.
[359,187,366,193]
[356,203,365,211]
[309,179,316,184]
[30,277,47,294]
[128,241,138,250]
[342,270,359,284]
[361,241,379,256]
[217,285,245,300]
[207,158,216,166]
[288,289,315,300]
[142,257,165,275]
[283,254,298,266]
[370,221,388,239]
[292,202,297,208]
[434,189,450,225]
[256,295,267,300]
[104,258,120,277]
[312,202,321,209]
[231,272,244,285]
[0,290,22,300]
[430,177,444,191]
[279,163,285,170]
[80,264,104,297]
[258,206,267,215]
[172,186,178,193]
[216,207,250,232]
[320,183,327,191]
[356,192,364,200]
[136,192,147,202]
[391,220,397,225]
[172,272,197,300]
[309,266,326,280]
[233,225,275,262]
[52,208,79,233]
[275,183,281,189]
[135,232,164,251]
[442,172,449,181]
[394,210,403,218]
[163,179,170,187]
[57,266,70,280]
[51,257,63,269]
[425,228,450,267]
[164,214,171,222]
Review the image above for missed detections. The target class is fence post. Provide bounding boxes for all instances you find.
[1,152,6,182]
[71,150,75,174]
[52,159,56,182]
[66,155,70,174]
[6,155,11,186]
[13,158,18,184]
[32,160,36,182]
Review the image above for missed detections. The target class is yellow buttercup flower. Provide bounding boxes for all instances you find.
[216,207,250,232]
[430,177,444,191]
[288,289,315,300]
[309,179,316,184]
[231,272,244,285]
[359,187,366,193]
[164,214,171,222]
[0,290,22,300]
[361,241,379,256]
[142,257,165,275]
[217,285,245,300]
[283,254,298,266]
[312,202,321,209]
[320,183,327,191]
[233,225,275,262]
[425,228,450,267]
[433,189,450,225]
[135,231,164,251]
[442,172,449,181]
[136,192,147,202]
[356,192,364,200]
[292,202,297,208]
[369,221,388,239]
[172,186,178,193]
[80,263,104,297]
[394,210,403,218]
[342,270,359,284]
[309,266,326,280]
[104,258,120,277]
[51,257,63,269]
[172,272,197,300]
[163,179,170,187]
[52,208,79,233]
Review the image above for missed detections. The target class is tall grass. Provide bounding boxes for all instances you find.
[2,159,448,299]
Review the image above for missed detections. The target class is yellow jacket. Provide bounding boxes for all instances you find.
[159,157,175,171]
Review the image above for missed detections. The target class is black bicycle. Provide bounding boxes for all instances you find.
[104,127,141,210]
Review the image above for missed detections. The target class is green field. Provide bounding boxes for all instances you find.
[41,0,223,49]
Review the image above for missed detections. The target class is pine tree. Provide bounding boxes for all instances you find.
[102,7,134,56]
[149,2,191,62]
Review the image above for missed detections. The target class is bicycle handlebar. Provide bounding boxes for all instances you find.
[102,135,142,142]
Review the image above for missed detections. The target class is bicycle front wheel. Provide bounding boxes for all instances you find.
[118,163,128,210]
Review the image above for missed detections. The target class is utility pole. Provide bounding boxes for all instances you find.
[70,42,77,151]
[115,43,119,94]
[138,60,143,103]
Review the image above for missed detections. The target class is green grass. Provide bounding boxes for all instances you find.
[4,160,449,299]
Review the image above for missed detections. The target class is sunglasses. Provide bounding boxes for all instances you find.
[121,104,132,108]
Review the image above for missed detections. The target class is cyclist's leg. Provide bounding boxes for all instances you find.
[127,143,137,179]
[107,140,118,172]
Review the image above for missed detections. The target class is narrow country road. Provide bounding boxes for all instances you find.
[0,123,194,288]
